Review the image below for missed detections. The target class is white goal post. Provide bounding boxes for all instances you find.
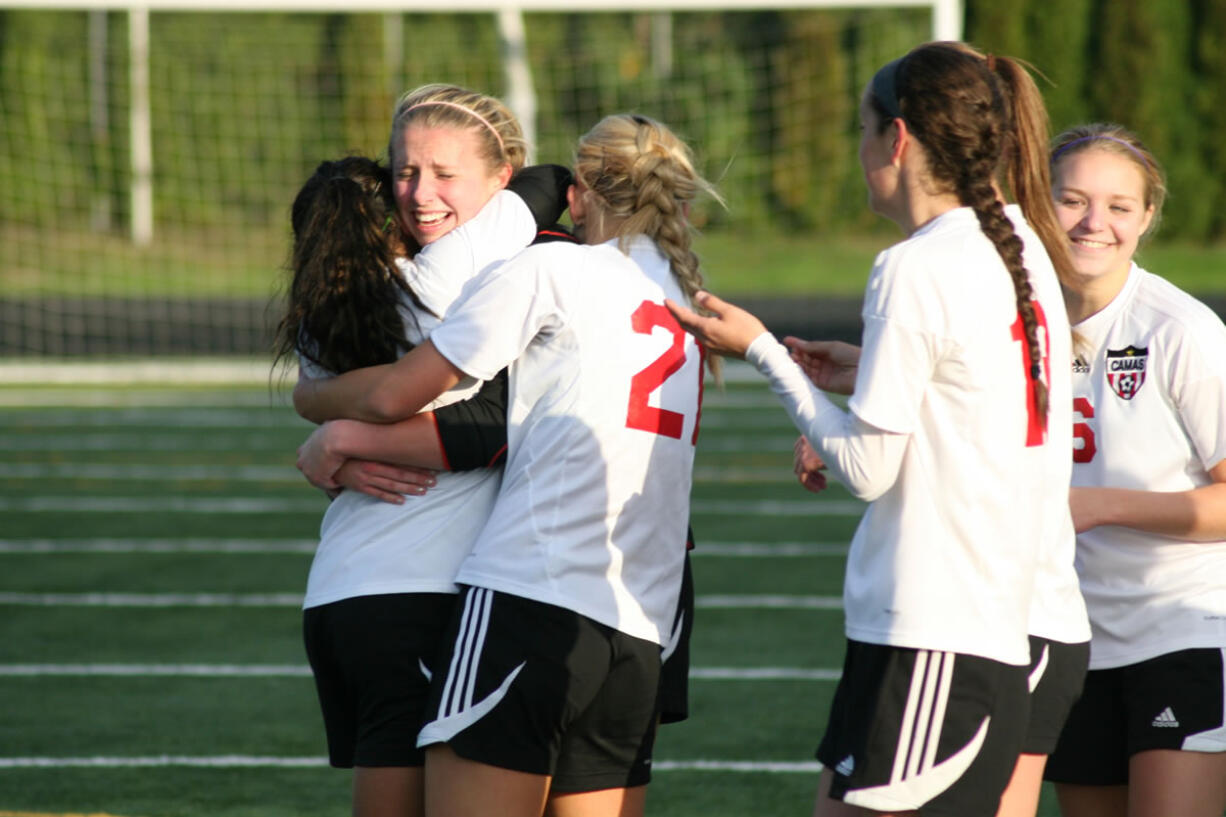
[0,1,961,356]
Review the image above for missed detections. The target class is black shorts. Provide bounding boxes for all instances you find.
[418,586,661,793]
[816,640,1030,817]
[658,549,694,725]
[302,592,457,768]
[1021,636,1089,755]
[1045,647,1226,785]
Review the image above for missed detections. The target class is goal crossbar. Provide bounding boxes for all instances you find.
[2,0,962,41]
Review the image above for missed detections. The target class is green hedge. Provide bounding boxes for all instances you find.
[1,3,1222,241]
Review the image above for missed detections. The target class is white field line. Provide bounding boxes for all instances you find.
[0,496,861,516]
[1,407,306,427]
[3,406,789,429]
[0,358,272,385]
[0,463,300,481]
[0,538,318,553]
[0,663,312,677]
[0,663,839,681]
[0,462,804,486]
[0,388,284,408]
[0,433,294,452]
[692,465,806,483]
[695,412,797,430]
[0,592,306,607]
[0,359,769,387]
[698,541,849,556]
[0,538,848,556]
[0,755,820,773]
[0,592,841,609]
[691,499,863,516]
[0,432,803,455]
[696,595,843,610]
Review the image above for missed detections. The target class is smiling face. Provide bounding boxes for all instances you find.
[1053,148,1155,285]
[391,124,511,246]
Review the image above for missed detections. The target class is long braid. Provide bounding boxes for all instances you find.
[958,158,1049,420]
[877,43,1050,423]
[574,115,721,307]
[573,114,724,376]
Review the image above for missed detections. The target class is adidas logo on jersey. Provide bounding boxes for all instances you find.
[1152,707,1180,728]
[835,755,855,776]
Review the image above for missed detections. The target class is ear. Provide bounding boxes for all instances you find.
[567,182,584,225]
[890,118,910,167]
[494,162,513,189]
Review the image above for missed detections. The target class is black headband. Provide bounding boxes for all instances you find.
[870,56,906,123]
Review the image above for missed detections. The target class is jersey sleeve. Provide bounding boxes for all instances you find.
[432,368,508,470]
[746,332,910,501]
[429,246,564,383]
[848,248,944,434]
[398,189,537,316]
[1170,313,1226,470]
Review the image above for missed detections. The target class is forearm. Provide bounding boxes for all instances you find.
[1074,483,1226,541]
[746,333,906,501]
[318,416,448,470]
[293,341,463,424]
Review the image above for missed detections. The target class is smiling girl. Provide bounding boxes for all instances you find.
[1043,124,1226,817]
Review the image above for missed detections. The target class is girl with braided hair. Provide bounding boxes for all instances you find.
[670,41,1080,816]
[295,113,717,817]
[1042,124,1226,817]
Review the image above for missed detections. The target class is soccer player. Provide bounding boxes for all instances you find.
[278,84,558,817]
[1042,124,1226,817]
[294,113,716,817]
[669,41,1075,816]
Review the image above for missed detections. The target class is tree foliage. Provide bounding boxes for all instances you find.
[1,4,1222,241]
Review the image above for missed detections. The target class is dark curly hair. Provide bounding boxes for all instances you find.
[274,156,424,375]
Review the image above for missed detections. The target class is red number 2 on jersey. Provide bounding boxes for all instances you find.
[626,300,701,444]
[1011,301,1051,447]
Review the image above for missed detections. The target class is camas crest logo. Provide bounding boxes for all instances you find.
[1106,345,1148,400]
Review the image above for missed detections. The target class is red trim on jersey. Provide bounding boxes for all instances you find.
[426,411,453,472]
[485,444,508,469]
[536,229,575,242]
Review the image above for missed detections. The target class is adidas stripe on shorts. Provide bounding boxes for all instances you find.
[1021,635,1090,755]
[417,586,661,792]
[1045,647,1226,785]
[815,639,1030,817]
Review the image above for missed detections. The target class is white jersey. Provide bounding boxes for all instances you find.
[302,190,536,608]
[429,235,703,645]
[843,206,1073,666]
[1018,211,1091,648]
[1070,263,1226,668]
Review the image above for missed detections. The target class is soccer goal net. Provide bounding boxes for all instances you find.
[0,0,958,356]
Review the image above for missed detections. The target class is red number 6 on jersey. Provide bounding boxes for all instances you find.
[1072,396,1097,463]
[626,300,690,441]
